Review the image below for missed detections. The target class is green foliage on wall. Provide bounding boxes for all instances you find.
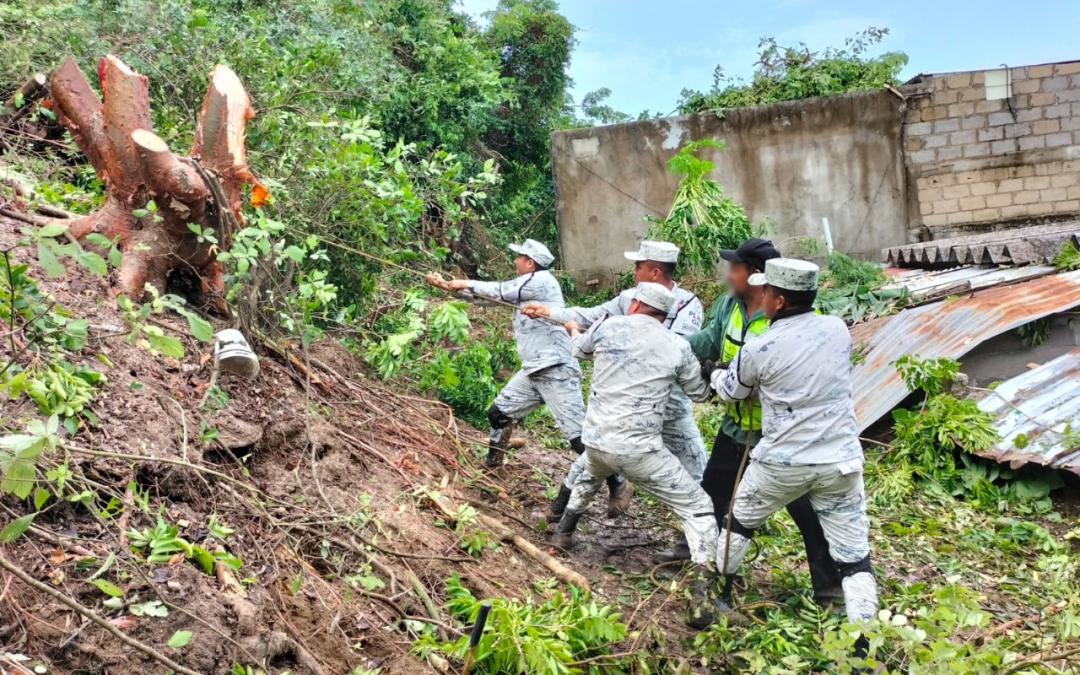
[678,28,908,114]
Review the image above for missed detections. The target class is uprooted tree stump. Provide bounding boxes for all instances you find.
[48,54,265,305]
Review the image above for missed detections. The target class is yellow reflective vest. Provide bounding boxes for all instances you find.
[720,303,768,431]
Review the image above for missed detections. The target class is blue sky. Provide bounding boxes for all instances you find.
[458,0,1080,117]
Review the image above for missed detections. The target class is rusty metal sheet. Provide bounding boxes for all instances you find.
[974,348,1080,475]
[881,265,1055,301]
[851,270,1080,433]
[882,221,1080,268]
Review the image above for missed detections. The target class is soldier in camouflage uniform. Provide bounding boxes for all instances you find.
[424,239,596,472]
[522,241,706,519]
[678,238,843,604]
[704,258,879,631]
[549,283,735,628]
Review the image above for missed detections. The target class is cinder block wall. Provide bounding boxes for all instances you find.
[902,61,1080,239]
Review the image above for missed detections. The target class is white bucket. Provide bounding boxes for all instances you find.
[215,328,260,379]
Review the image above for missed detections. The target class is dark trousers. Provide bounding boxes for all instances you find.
[701,429,843,595]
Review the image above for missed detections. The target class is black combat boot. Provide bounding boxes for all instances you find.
[548,484,572,520]
[687,568,747,630]
[606,475,634,518]
[550,510,582,550]
[484,424,514,468]
[653,532,691,565]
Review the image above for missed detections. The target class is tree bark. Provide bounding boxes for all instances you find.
[3,73,48,119]
[47,55,264,306]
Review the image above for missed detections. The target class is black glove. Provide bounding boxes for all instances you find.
[701,359,722,382]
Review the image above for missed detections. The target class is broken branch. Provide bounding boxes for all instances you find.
[478,514,590,590]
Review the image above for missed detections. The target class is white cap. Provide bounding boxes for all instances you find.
[748,258,819,291]
[633,282,675,313]
[508,239,555,268]
[624,240,680,264]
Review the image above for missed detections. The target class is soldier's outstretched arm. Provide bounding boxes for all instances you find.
[467,275,535,303]
[527,294,623,326]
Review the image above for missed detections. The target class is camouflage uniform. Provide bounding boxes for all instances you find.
[711,259,878,626]
[563,310,717,563]
[549,283,707,487]
[467,268,584,454]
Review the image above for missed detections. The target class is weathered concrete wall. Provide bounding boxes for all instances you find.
[551,90,907,284]
[903,61,1080,239]
[960,313,1080,387]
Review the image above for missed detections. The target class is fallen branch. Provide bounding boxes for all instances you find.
[408,571,447,640]
[566,651,637,667]
[2,73,47,125]
[0,206,83,249]
[989,600,1069,637]
[478,514,589,590]
[28,525,96,558]
[1001,645,1080,675]
[0,551,204,675]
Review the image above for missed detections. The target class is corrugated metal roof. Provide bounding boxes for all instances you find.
[882,221,1080,268]
[974,348,1080,475]
[851,270,1080,432]
[882,265,1055,302]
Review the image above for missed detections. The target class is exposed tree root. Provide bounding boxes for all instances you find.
[240,631,328,675]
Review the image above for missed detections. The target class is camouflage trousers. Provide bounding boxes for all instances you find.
[561,388,706,488]
[566,446,718,564]
[716,459,878,624]
[491,364,584,443]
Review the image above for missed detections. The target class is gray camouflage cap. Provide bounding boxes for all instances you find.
[633,282,675,313]
[624,240,680,263]
[508,239,555,267]
[748,258,819,291]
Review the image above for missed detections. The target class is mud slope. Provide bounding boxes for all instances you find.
[0,218,700,675]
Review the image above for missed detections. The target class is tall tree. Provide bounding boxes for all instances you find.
[483,0,575,182]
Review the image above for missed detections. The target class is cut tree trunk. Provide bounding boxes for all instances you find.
[47,55,264,305]
[3,73,48,121]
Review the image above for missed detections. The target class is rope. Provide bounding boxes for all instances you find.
[720,432,754,576]
[280,226,568,326]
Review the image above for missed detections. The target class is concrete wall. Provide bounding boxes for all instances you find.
[960,313,1080,387]
[551,90,907,284]
[903,61,1080,239]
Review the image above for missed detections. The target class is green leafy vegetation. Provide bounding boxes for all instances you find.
[678,28,908,114]
[645,139,760,278]
[1052,241,1080,271]
[1016,317,1052,349]
[818,251,907,323]
[126,516,241,575]
[885,355,1062,514]
[413,575,628,674]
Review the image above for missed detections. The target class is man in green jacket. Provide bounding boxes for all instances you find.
[680,238,844,606]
